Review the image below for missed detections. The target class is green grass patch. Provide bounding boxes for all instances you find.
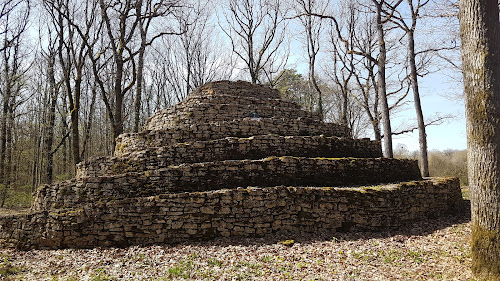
[207,258,223,266]
[0,255,25,278]
[0,185,32,208]
[407,249,425,264]
[278,239,295,246]
[461,186,470,200]
[89,268,115,281]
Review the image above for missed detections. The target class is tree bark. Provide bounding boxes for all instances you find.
[459,0,500,279]
[42,54,58,184]
[134,25,147,133]
[0,66,9,187]
[373,0,393,158]
[0,42,12,202]
[408,29,429,176]
[2,105,14,207]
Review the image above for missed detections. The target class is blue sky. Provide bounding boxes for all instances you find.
[286,3,466,153]
[391,71,466,152]
[290,51,466,152]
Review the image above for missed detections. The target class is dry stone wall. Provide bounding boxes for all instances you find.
[117,118,350,154]
[0,178,462,250]
[150,100,320,127]
[81,135,382,178]
[35,157,421,211]
[144,81,333,133]
[0,80,464,250]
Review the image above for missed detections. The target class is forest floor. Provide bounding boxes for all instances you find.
[0,189,473,281]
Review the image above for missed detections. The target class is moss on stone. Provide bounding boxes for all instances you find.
[278,239,295,246]
[262,156,276,162]
[110,162,130,175]
[115,142,129,153]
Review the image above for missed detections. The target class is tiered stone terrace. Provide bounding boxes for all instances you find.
[0,81,463,249]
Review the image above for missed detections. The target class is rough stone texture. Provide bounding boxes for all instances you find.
[144,80,322,130]
[0,80,463,249]
[36,157,421,211]
[117,117,350,153]
[0,178,461,250]
[80,135,382,178]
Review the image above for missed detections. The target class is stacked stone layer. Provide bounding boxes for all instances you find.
[0,80,463,249]
[1,178,461,250]
[38,157,420,211]
[81,135,382,178]
[117,117,350,153]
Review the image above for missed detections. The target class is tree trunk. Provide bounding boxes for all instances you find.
[459,0,500,279]
[309,58,323,120]
[113,57,125,144]
[0,47,11,195]
[0,85,9,187]
[373,1,393,158]
[42,55,58,184]
[2,106,14,207]
[134,34,146,133]
[71,71,82,166]
[408,30,429,177]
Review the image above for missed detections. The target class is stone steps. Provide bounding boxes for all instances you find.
[35,157,421,211]
[80,135,382,179]
[118,118,350,153]
[0,80,464,250]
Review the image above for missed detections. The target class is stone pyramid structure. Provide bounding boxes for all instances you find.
[0,81,462,249]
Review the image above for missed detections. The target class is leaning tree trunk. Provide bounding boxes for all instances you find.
[459,0,500,279]
[408,30,429,177]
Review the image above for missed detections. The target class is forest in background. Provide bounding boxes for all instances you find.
[0,0,462,208]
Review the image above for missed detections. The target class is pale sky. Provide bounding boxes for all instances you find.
[391,71,466,152]
[291,53,466,153]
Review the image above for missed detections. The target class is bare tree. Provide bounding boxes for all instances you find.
[154,1,235,106]
[43,0,98,166]
[384,0,430,175]
[40,37,60,184]
[0,0,29,206]
[324,0,357,130]
[300,0,403,156]
[459,0,500,279]
[52,0,182,147]
[368,0,404,158]
[221,0,288,84]
[350,16,383,142]
[133,0,183,132]
[0,0,27,52]
[295,0,329,120]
